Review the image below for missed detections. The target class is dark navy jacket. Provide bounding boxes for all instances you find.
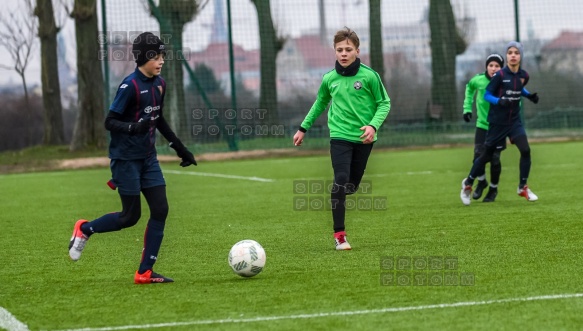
[485,66,529,125]
[108,68,166,160]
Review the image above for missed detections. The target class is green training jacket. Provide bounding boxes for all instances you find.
[301,63,390,143]
[463,72,491,131]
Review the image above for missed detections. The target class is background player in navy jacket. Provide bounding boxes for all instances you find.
[68,32,196,284]
[460,41,539,205]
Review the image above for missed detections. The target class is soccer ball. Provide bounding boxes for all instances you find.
[228,240,266,277]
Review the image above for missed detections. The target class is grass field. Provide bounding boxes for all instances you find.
[1,141,583,331]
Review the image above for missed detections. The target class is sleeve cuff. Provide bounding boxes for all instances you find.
[298,126,307,133]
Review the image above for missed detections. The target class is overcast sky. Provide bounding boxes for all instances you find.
[1,0,582,86]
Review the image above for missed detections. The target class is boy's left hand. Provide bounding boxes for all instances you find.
[178,149,197,167]
[170,141,198,167]
[359,126,375,144]
[526,92,539,104]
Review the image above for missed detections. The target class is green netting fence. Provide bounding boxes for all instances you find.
[99,0,583,154]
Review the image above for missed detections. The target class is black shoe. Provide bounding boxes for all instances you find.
[483,187,498,202]
[473,180,488,199]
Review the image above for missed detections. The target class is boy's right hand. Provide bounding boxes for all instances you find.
[128,121,149,134]
[293,131,305,146]
[463,113,472,122]
[498,97,512,107]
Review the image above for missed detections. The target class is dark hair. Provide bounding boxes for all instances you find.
[333,27,360,49]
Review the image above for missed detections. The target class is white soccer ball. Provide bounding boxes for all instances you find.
[228,240,266,277]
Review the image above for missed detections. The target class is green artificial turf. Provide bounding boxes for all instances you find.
[1,141,582,330]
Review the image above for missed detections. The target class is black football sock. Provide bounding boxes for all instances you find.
[331,184,346,233]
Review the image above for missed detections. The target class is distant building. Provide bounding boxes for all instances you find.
[540,31,583,74]
[186,43,259,95]
[188,2,489,101]
[456,41,507,82]
[276,35,334,98]
[303,23,433,77]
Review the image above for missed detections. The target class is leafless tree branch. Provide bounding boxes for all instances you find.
[0,3,37,76]
[54,0,74,27]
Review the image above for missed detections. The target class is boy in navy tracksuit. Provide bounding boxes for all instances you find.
[460,41,540,205]
[68,32,196,283]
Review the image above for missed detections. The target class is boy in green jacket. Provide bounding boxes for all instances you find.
[462,54,504,202]
[293,27,390,250]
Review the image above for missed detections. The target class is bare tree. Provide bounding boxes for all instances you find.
[147,0,208,139]
[250,0,284,125]
[35,0,66,145]
[0,1,38,145]
[369,0,385,87]
[429,0,467,121]
[69,0,106,150]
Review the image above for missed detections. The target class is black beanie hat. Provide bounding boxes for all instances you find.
[132,32,166,67]
[485,53,504,69]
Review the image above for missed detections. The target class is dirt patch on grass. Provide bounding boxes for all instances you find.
[3,136,580,174]
[54,148,326,171]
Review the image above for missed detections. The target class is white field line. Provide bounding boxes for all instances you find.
[0,307,30,331]
[296,171,433,180]
[164,170,274,182]
[367,171,433,177]
[48,293,583,331]
[0,170,275,183]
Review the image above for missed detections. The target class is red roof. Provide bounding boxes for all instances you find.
[290,35,401,69]
[186,42,259,74]
[184,36,405,78]
[542,31,583,51]
[293,35,335,68]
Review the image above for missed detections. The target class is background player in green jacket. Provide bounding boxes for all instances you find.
[293,27,390,250]
[462,54,504,202]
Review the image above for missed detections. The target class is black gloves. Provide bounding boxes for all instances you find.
[526,93,539,104]
[169,140,197,167]
[128,121,149,134]
[498,97,512,107]
[463,113,472,122]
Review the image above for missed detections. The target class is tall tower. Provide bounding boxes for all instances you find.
[57,32,74,86]
[319,0,327,45]
[210,0,228,44]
